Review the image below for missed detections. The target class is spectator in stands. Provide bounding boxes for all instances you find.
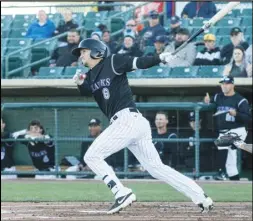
[167,15,181,43]
[141,10,166,47]
[124,19,143,50]
[26,10,56,40]
[181,1,217,19]
[102,30,118,54]
[12,120,56,179]
[146,35,167,61]
[194,34,221,66]
[220,27,249,65]
[50,29,80,67]
[91,31,102,41]
[164,28,196,67]
[245,45,252,77]
[54,8,79,44]
[152,111,178,167]
[1,118,17,179]
[117,34,143,57]
[223,45,249,77]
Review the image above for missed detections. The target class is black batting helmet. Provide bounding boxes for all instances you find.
[72,38,108,59]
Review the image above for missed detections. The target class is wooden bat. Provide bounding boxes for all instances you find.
[233,141,252,154]
[172,2,240,55]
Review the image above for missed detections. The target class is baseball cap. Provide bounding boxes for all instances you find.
[188,112,203,122]
[88,118,101,126]
[219,75,234,84]
[230,27,242,36]
[176,28,190,36]
[148,10,159,19]
[204,33,216,41]
[170,16,181,25]
[154,35,167,43]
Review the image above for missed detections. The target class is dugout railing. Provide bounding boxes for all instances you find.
[2,101,243,179]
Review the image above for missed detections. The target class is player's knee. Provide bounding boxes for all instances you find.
[83,152,93,166]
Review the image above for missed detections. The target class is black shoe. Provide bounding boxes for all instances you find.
[198,196,214,213]
[214,169,227,181]
[107,192,136,214]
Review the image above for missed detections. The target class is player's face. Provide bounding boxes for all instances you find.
[89,125,101,137]
[233,48,244,62]
[204,40,215,50]
[1,119,6,133]
[29,125,42,134]
[80,49,91,66]
[221,83,234,94]
[155,114,168,129]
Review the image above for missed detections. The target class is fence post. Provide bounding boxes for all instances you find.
[54,108,59,178]
[194,107,201,178]
[124,148,129,179]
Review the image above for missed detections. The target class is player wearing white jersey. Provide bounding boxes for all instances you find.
[72,38,213,214]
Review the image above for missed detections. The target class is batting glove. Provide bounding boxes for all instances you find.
[73,70,86,85]
[159,52,177,63]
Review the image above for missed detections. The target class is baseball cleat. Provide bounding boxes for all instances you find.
[198,196,214,213]
[107,192,136,214]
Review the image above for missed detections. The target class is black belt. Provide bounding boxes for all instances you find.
[111,108,139,122]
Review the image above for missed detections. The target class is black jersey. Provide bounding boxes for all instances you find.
[1,132,15,170]
[18,134,55,171]
[78,54,161,119]
[211,92,251,130]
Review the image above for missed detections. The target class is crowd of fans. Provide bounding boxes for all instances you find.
[2,2,251,78]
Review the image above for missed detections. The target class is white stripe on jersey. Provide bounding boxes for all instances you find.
[238,98,247,107]
[111,54,122,75]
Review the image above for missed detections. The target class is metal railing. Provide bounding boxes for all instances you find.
[0,102,225,179]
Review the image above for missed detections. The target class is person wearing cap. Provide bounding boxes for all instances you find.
[203,76,251,180]
[167,15,181,42]
[102,30,118,54]
[91,31,103,41]
[181,1,216,19]
[194,33,221,66]
[141,10,166,47]
[180,112,214,175]
[223,45,249,78]
[220,27,249,65]
[164,28,196,67]
[117,34,143,57]
[147,35,167,58]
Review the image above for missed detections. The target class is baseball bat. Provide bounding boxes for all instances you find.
[234,141,252,154]
[172,2,240,55]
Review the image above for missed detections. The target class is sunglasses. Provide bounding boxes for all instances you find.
[126,24,136,27]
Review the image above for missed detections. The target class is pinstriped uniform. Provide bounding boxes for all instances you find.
[78,53,207,204]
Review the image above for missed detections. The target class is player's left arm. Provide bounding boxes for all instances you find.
[111,53,174,74]
[233,99,252,123]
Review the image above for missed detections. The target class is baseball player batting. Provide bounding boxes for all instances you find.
[72,38,213,214]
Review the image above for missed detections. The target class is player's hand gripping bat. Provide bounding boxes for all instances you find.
[172,2,240,55]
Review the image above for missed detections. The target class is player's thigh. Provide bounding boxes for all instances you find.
[226,148,237,166]
[128,138,162,169]
[85,122,135,159]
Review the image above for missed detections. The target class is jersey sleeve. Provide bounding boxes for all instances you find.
[77,80,92,96]
[235,98,252,124]
[111,54,161,75]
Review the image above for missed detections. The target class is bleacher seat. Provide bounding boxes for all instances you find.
[1,29,10,38]
[1,38,9,48]
[196,66,224,78]
[216,27,246,36]
[36,67,64,78]
[127,69,143,78]
[83,19,102,32]
[9,28,28,38]
[169,66,199,78]
[244,27,252,36]
[12,20,31,29]
[226,9,241,18]
[189,18,207,28]
[242,8,252,17]
[142,66,170,78]
[1,19,12,30]
[241,17,252,27]
[1,15,13,21]
[14,14,36,21]
[63,66,89,78]
[111,17,125,33]
[215,18,241,27]
[8,38,33,48]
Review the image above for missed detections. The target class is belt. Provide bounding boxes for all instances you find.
[111,108,139,122]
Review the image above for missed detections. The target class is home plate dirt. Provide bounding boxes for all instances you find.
[1,202,252,221]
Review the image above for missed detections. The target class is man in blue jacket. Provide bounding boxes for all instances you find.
[26,10,56,40]
[181,1,217,19]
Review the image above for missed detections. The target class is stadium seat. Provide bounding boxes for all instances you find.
[244,27,252,36]
[242,8,252,17]
[36,67,64,78]
[83,19,102,31]
[142,66,170,78]
[226,9,241,18]
[111,17,125,33]
[1,19,12,30]
[169,66,199,78]
[196,66,224,78]
[215,18,241,27]
[1,29,10,38]
[1,14,13,21]
[9,28,28,38]
[8,38,33,48]
[12,20,31,29]
[216,27,246,36]
[219,36,231,46]
[5,47,31,61]
[189,18,207,28]
[72,12,84,26]
[241,17,252,27]
[63,66,89,78]
[14,14,36,21]
[1,38,9,48]
[127,69,143,78]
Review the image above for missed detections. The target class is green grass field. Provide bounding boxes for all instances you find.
[1,180,252,202]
